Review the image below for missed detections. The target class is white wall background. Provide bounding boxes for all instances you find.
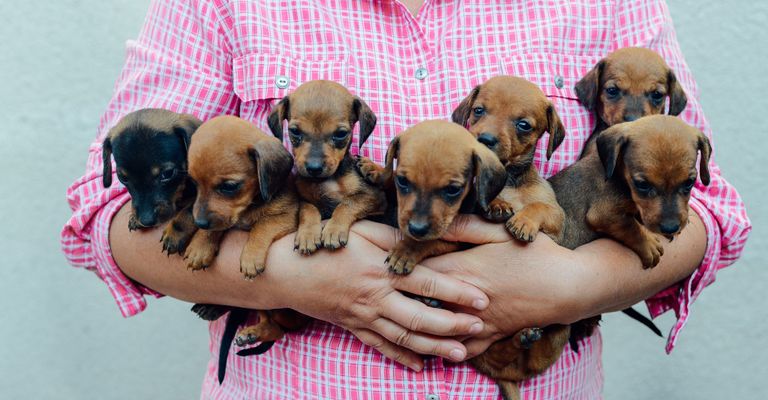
[0,0,765,398]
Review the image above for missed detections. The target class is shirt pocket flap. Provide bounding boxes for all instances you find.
[503,53,603,100]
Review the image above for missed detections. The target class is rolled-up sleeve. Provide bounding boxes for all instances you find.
[612,0,752,352]
[60,0,239,317]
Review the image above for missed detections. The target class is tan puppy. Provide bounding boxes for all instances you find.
[267,80,386,254]
[576,47,688,157]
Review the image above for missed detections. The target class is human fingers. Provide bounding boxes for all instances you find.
[349,327,424,371]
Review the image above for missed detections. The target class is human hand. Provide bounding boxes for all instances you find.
[262,220,490,371]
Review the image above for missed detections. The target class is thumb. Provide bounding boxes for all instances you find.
[442,214,510,244]
[350,219,403,251]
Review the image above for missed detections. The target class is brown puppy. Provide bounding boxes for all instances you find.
[549,115,711,346]
[267,80,386,254]
[576,47,688,157]
[184,115,308,345]
[452,75,566,243]
[452,76,569,400]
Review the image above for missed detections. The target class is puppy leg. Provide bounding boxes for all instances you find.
[587,203,664,268]
[184,229,224,271]
[161,206,198,255]
[355,155,389,186]
[240,212,296,279]
[484,194,515,223]
[235,310,285,347]
[506,202,563,243]
[128,211,141,231]
[295,201,323,255]
[386,238,459,275]
[321,192,386,250]
[524,324,569,374]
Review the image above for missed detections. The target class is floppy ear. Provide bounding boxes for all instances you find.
[267,96,290,141]
[695,130,712,186]
[102,136,113,188]
[575,60,605,111]
[451,85,480,127]
[353,97,377,149]
[174,114,202,153]
[249,137,294,202]
[545,103,566,159]
[384,135,400,176]
[667,70,688,116]
[596,124,629,179]
[472,146,507,210]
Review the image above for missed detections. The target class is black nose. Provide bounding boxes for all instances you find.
[659,221,680,235]
[623,114,641,122]
[477,133,498,148]
[138,212,157,227]
[195,218,211,229]
[305,161,324,176]
[408,220,431,237]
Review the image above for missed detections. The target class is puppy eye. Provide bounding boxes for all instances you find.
[516,120,532,133]
[443,185,463,198]
[605,87,620,98]
[288,127,302,141]
[332,130,349,141]
[650,91,665,103]
[472,107,486,117]
[681,178,695,192]
[216,181,243,197]
[159,168,177,183]
[395,175,411,193]
[633,179,654,195]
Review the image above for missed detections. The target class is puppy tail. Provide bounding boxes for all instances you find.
[217,308,248,384]
[622,307,663,337]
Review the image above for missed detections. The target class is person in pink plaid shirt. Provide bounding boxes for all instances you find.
[62,0,751,398]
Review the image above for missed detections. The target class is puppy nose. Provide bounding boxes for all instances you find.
[138,212,157,227]
[477,133,499,148]
[659,221,680,235]
[195,218,211,230]
[623,114,640,122]
[305,161,324,176]
[408,220,431,238]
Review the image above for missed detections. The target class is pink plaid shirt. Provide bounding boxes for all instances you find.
[61,0,751,398]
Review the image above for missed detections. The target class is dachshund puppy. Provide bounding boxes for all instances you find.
[452,75,566,243]
[101,108,201,254]
[267,80,386,254]
[549,115,711,346]
[183,115,308,346]
[576,47,688,158]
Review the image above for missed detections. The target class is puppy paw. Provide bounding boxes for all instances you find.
[128,213,141,231]
[506,213,540,242]
[294,223,323,255]
[161,223,193,255]
[355,155,386,186]
[190,304,229,321]
[321,220,350,250]
[514,327,543,349]
[637,233,664,269]
[184,235,218,271]
[234,320,284,347]
[385,248,419,275]
[483,198,514,222]
[240,250,267,279]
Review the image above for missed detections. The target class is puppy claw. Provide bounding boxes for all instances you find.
[518,327,543,349]
[506,214,539,243]
[355,155,386,186]
[128,214,141,231]
[295,224,323,255]
[321,222,349,251]
[483,199,514,223]
[386,250,417,275]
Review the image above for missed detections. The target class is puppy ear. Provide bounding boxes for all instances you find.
[545,103,566,159]
[472,146,507,210]
[596,124,629,179]
[575,60,605,111]
[174,114,202,153]
[267,96,290,141]
[352,97,377,149]
[667,70,688,116]
[102,136,113,188]
[384,136,400,176]
[695,130,712,186]
[451,86,480,127]
[249,137,294,202]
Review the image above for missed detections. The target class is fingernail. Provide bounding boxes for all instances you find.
[410,362,423,372]
[469,322,483,335]
[472,298,487,310]
[449,348,465,361]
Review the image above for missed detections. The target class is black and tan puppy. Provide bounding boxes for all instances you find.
[452,75,566,243]
[102,108,201,254]
[549,115,711,346]
[576,47,687,157]
[267,80,386,254]
[183,115,309,345]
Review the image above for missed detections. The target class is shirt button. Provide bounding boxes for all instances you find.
[426,395,440,400]
[415,67,428,80]
[275,75,290,89]
[554,74,564,89]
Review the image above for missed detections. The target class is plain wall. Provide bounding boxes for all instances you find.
[0,1,765,398]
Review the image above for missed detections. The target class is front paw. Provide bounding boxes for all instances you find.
[355,155,386,186]
[505,213,540,242]
[514,327,543,350]
[294,222,323,255]
[128,213,141,231]
[483,198,514,222]
[385,247,419,275]
[161,223,194,255]
[235,321,284,347]
[637,233,664,269]
[321,220,350,250]
[240,249,267,279]
[184,234,217,271]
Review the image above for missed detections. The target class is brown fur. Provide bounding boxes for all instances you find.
[184,115,309,343]
[549,115,711,343]
[267,80,386,254]
[452,76,570,398]
[576,47,688,158]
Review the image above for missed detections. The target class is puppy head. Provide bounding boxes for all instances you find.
[575,47,688,126]
[102,108,201,228]
[188,116,293,231]
[385,120,506,241]
[452,76,565,164]
[267,80,376,179]
[596,115,711,239]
